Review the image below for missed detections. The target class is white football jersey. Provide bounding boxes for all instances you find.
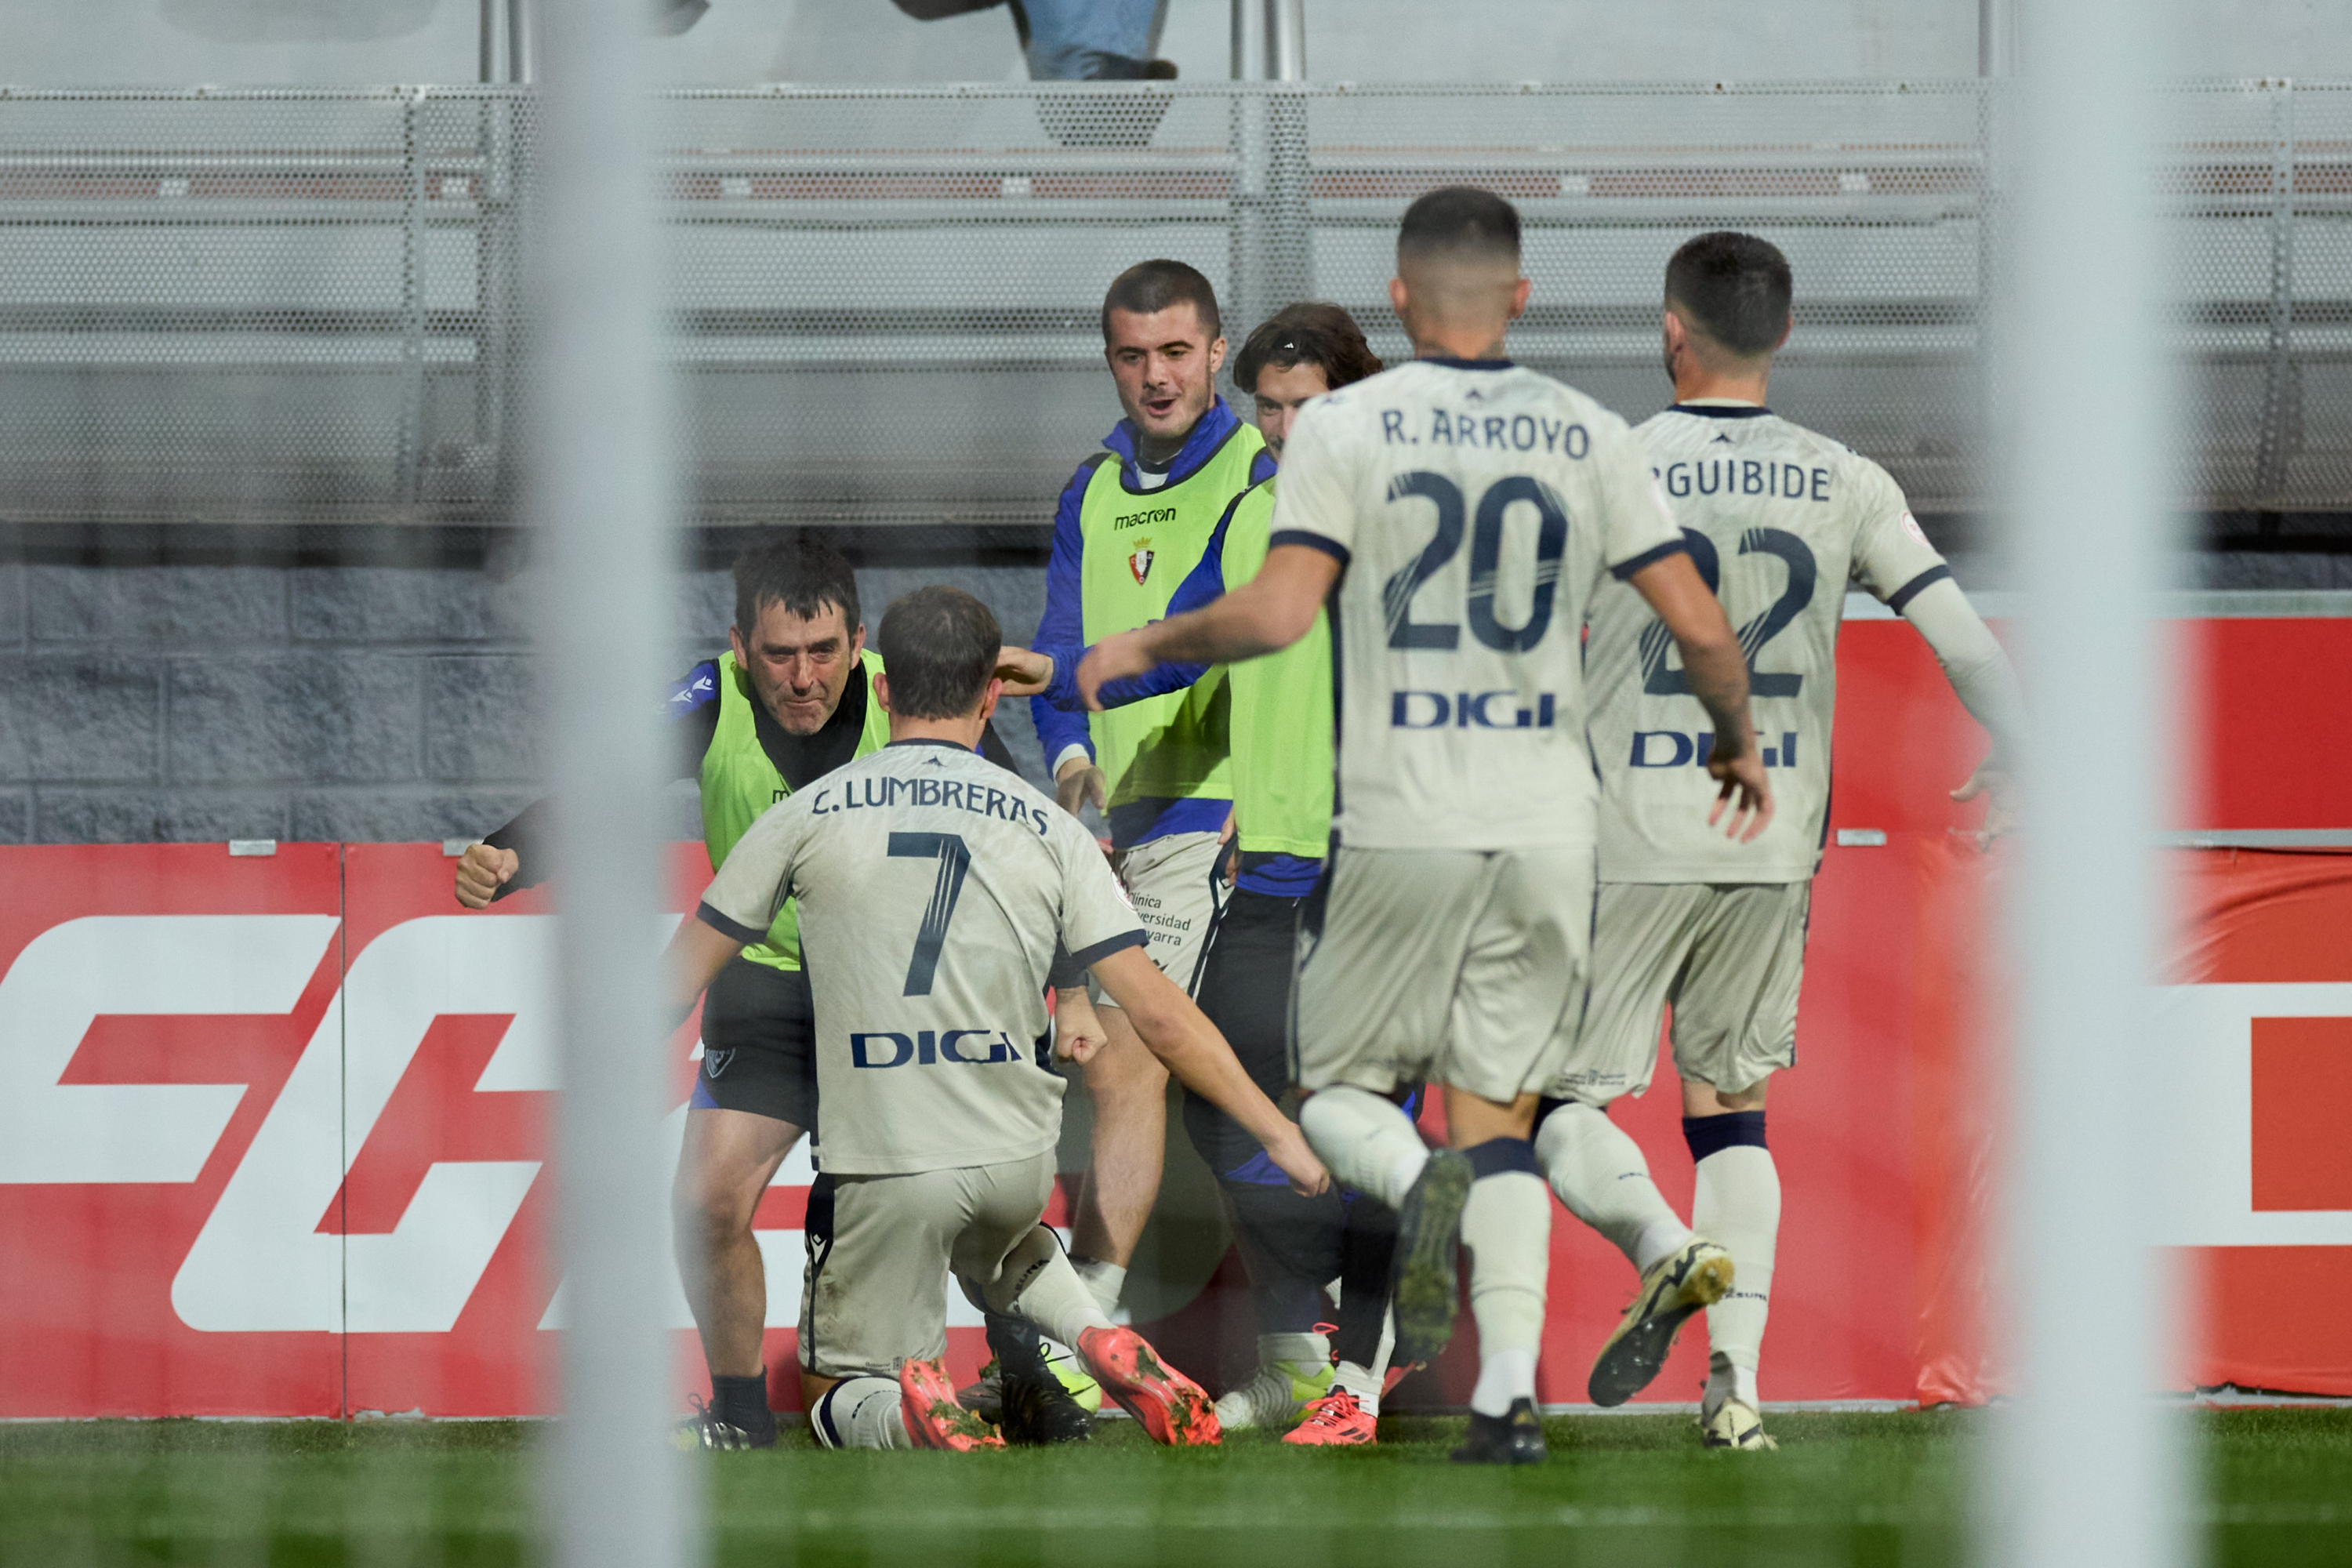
[1587,404,1951,883]
[698,741,1145,1175]
[1269,358,1686,851]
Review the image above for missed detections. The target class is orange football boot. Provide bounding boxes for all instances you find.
[1283,1387,1378,1446]
[896,1357,1004,1451]
[1074,1326,1221,1446]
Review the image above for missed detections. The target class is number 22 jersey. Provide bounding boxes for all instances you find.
[1269,358,1686,851]
[695,739,1146,1175]
[1585,404,1952,884]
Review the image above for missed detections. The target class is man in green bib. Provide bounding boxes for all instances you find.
[1027,260,1276,1319]
[453,533,1063,1450]
[1080,303,1406,1445]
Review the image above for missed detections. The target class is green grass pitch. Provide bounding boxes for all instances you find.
[3,1409,2347,1566]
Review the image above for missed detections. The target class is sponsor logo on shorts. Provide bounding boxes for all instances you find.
[1628,730,1802,769]
[849,1029,1020,1068]
[702,1048,735,1079]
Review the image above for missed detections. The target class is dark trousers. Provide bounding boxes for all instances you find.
[1185,887,1396,1367]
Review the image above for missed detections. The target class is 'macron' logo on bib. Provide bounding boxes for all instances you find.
[1128,540,1155,585]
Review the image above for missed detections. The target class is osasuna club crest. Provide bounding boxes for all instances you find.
[1128,539,1155,585]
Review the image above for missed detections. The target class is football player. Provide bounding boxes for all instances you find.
[455,534,1058,1448]
[1027,261,1276,1329]
[1071,301,1406,1445]
[1538,230,2020,1448]
[665,586,1329,1450]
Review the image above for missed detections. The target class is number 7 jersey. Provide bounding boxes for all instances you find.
[1269,358,1686,851]
[1586,405,1951,883]
[696,739,1146,1175]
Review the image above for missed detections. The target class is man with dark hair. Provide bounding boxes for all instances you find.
[1021,259,1275,1337]
[661,587,1328,1452]
[1071,301,1406,1446]
[1077,187,1772,1464]
[1663,230,1795,358]
[452,532,1058,1450]
[1536,230,2020,1451]
[1098,258,1222,343]
[1395,183,1523,265]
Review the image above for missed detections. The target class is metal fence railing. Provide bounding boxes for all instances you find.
[2,80,2347,524]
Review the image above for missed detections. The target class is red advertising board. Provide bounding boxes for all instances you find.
[2,617,2349,1417]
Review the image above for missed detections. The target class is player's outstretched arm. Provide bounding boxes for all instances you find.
[1899,578,2024,845]
[1075,544,1338,711]
[993,645,1055,699]
[663,915,745,1033]
[1628,550,1774,842]
[1089,945,1331,1196]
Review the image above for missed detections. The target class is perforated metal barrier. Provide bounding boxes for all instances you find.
[1,80,2347,524]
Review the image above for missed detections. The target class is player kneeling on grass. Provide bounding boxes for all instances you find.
[664,586,1330,1451]
[1537,231,2020,1450]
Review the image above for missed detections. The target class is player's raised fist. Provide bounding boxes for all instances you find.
[993,645,1054,698]
[1052,986,1108,1065]
[1705,742,1775,844]
[454,842,519,909]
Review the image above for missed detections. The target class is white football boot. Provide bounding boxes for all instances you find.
[1700,1357,1777,1450]
[1700,1396,1778,1450]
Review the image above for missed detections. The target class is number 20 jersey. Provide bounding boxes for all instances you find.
[696,740,1145,1175]
[1586,405,1951,884]
[1269,358,1686,851]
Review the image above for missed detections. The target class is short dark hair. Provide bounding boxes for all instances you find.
[1232,303,1384,397]
[1664,231,1793,358]
[1101,260,1222,343]
[1396,185,1521,266]
[875,587,1001,720]
[731,532,860,638]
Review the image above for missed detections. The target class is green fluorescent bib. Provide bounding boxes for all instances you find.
[1079,423,1264,806]
[1221,478,1333,858]
[699,647,890,970]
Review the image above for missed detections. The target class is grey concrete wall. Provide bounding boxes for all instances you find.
[0,521,2341,847]
[0,537,1054,847]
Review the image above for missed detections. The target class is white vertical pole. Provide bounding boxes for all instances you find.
[1267,0,1306,82]
[531,0,691,1566]
[1978,0,2013,78]
[1999,0,2190,1562]
[507,0,537,84]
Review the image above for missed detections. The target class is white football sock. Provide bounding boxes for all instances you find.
[1693,1143,1780,1400]
[811,1376,912,1450]
[1331,1308,1394,1411]
[1534,1102,1693,1273]
[1259,1330,1330,1371]
[1459,1169,1551,1418]
[1298,1087,1430,1208]
[1071,1257,1127,1321]
[1704,1352,1761,1417]
[995,1229,1116,1347]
